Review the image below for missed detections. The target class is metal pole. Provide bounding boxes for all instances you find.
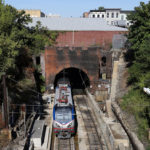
[72,30,74,45]
[2,75,8,128]
[2,103,4,121]
[24,111,26,137]
[6,87,9,127]
[12,110,13,125]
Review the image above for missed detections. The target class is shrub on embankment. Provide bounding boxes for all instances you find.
[121,1,150,148]
[121,89,149,142]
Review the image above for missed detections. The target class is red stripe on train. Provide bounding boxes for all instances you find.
[54,130,74,133]
[54,127,74,130]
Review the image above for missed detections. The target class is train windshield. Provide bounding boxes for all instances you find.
[55,107,72,123]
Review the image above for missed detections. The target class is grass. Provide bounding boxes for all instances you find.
[121,88,150,147]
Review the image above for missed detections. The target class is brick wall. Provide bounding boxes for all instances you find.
[44,30,126,90]
[56,31,125,50]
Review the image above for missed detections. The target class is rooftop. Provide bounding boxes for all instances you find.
[90,8,134,13]
[29,17,128,31]
[90,8,121,12]
[120,10,135,13]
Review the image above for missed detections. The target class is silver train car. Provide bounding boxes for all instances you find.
[53,78,75,138]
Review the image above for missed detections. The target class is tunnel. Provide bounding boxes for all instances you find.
[54,67,90,92]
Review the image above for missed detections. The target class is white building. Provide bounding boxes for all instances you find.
[46,13,61,18]
[83,8,134,27]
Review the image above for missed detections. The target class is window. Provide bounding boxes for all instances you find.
[102,73,106,80]
[55,107,72,123]
[101,56,106,66]
[102,14,104,18]
[97,14,100,18]
[111,12,114,18]
[107,13,109,18]
[121,15,124,20]
[107,21,109,25]
[36,56,40,65]
[93,14,95,18]
[116,13,118,18]
[111,21,114,25]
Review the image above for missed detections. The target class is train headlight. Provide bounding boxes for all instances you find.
[67,122,72,128]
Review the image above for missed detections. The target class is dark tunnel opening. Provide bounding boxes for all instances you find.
[54,68,90,93]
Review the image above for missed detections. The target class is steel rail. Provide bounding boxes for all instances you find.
[75,95,103,150]
[55,137,75,150]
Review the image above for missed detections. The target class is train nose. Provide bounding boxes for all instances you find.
[58,131,71,139]
[62,132,67,137]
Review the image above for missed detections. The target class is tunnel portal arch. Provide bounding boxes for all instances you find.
[54,67,90,89]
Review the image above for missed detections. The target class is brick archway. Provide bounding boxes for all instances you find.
[44,46,112,92]
[53,67,90,89]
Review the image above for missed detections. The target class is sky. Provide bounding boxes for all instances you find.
[5,0,150,17]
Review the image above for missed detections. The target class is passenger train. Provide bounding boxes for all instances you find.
[53,78,75,138]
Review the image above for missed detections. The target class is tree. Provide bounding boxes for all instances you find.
[0,1,58,94]
[123,1,150,143]
[127,2,150,51]
[127,1,150,86]
[0,1,58,77]
[98,7,105,11]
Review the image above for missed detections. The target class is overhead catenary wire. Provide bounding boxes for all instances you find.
[79,70,87,89]
[8,77,42,96]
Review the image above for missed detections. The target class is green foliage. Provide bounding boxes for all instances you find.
[123,1,150,144]
[39,74,46,93]
[98,7,105,11]
[146,145,150,150]
[0,2,58,77]
[121,89,148,113]
[127,2,150,86]
[33,67,46,93]
[29,21,58,55]
[128,36,150,87]
[0,2,58,100]
[127,2,150,52]
[121,89,149,140]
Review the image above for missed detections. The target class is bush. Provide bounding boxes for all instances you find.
[121,88,149,140]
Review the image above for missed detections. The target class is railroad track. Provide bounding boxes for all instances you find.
[53,137,75,150]
[74,95,103,150]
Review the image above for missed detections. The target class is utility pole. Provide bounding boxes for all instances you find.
[2,74,8,128]
[143,87,150,140]
[72,30,74,46]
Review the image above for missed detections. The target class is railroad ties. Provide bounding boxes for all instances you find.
[74,95,103,150]
[51,95,103,150]
[54,137,75,150]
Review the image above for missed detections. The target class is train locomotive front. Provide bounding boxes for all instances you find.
[53,78,75,138]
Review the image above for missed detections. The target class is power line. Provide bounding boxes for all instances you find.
[9,111,53,115]
[8,103,150,107]
[8,77,42,96]
[10,104,47,107]
[79,70,87,89]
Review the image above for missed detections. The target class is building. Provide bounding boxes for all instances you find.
[46,13,61,18]
[29,17,127,49]
[29,17,127,92]
[83,8,134,27]
[18,9,45,17]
